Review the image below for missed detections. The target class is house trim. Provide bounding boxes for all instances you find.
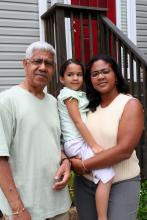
[116,0,121,29]
[127,0,136,44]
[38,0,48,41]
[64,0,71,3]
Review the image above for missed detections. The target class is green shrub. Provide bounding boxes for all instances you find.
[138,180,147,220]
[68,171,75,205]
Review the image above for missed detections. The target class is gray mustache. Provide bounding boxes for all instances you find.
[36,72,48,78]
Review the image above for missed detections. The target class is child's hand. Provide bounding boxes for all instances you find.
[92,144,103,154]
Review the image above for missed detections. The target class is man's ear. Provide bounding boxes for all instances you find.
[22,59,27,68]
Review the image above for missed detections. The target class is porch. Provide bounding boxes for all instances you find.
[42,3,147,179]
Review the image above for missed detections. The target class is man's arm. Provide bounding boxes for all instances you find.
[0,157,31,219]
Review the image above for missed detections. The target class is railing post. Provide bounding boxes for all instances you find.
[54,8,67,72]
[143,66,147,179]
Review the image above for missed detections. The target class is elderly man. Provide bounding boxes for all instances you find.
[0,41,71,220]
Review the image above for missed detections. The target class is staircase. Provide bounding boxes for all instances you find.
[42,3,147,179]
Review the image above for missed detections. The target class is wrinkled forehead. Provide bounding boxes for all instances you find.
[31,49,55,60]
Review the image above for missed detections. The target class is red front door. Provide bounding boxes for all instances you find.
[71,0,116,62]
[71,0,116,23]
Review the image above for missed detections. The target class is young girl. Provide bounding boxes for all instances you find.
[57,59,115,220]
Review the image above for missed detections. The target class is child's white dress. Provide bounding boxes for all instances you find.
[57,87,115,184]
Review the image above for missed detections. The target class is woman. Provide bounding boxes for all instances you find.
[58,59,114,220]
[71,55,144,220]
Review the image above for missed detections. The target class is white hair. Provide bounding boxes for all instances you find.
[25,41,56,63]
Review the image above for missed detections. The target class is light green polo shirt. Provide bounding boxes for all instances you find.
[0,86,71,220]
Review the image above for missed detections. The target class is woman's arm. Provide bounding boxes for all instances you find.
[71,98,144,172]
[65,98,102,153]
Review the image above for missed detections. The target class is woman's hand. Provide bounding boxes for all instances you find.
[70,157,90,175]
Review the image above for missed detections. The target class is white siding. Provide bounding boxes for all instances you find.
[136,0,147,56]
[121,0,127,35]
[0,0,40,92]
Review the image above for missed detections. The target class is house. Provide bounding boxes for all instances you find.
[0,0,147,91]
[0,0,147,178]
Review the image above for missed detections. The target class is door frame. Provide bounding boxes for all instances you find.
[38,0,48,41]
[127,0,136,44]
[116,0,136,44]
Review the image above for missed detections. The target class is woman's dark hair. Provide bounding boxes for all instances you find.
[85,54,129,112]
[60,58,84,77]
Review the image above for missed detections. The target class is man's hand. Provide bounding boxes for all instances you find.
[53,159,71,190]
[12,208,31,220]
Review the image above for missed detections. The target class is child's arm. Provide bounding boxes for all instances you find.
[65,98,103,154]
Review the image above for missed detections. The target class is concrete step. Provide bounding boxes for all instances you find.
[69,206,79,220]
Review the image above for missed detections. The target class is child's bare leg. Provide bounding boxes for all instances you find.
[95,180,112,220]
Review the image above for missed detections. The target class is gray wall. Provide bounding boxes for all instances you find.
[136,0,147,56]
[0,0,40,92]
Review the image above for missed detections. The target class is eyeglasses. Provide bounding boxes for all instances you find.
[91,69,112,78]
[27,58,55,67]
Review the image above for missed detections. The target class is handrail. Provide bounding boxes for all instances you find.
[41,3,107,19]
[101,15,147,67]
